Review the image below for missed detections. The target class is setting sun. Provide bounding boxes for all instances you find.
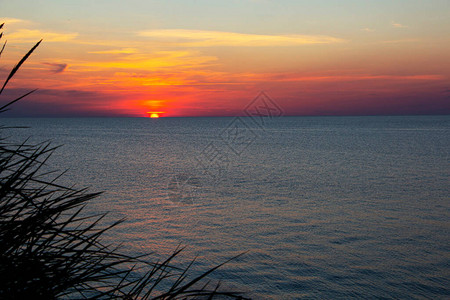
[149,113,159,118]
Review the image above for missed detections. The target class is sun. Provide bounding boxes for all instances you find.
[147,111,165,118]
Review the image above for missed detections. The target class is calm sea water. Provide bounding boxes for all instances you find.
[2,116,449,299]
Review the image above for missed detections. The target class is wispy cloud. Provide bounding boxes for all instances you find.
[391,22,408,28]
[7,29,78,43]
[42,62,68,73]
[1,18,77,43]
[250,73,445,83]
[78,50,217,72]
[138,29,345,47]
[0,17,29,25]
[380,38,419,44]
[361,28,375,32]
[89,48,138,54]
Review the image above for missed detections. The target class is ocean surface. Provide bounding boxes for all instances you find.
[2,116,449,299]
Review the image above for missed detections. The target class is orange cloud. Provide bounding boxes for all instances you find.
[391,22,408,28]
[138,29,345,47]
[77,50,217,71]
[0,17,29,25]
[7,29,78,43]
[88,48,138,54]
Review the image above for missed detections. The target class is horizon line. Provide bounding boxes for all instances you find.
[2,113,450,119]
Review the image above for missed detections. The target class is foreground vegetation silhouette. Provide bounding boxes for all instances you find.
[0,23,248,299]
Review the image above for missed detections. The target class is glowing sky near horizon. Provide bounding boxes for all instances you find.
[0,0,449,117]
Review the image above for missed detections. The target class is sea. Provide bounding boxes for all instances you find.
[1,115,449,299]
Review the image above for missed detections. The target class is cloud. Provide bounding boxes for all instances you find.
[42,62,68,73]
[392,22,408,28]
[1,18,77,43]
[256,73,444,83]
[0,17,29,25]
[88,48,137,54]
[7,29,78,43]
[380,38,419,44]
[0,88,130,117]
[361,28,375,32]
[137,29,345,47]
[79,50,217,71]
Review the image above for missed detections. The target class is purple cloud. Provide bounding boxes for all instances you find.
[42,62,68,73]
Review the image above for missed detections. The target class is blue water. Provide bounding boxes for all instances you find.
[2,116,449,299]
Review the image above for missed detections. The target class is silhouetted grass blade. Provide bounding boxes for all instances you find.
[0,39,42,95]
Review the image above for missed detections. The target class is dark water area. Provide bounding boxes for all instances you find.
[2,115,449,299]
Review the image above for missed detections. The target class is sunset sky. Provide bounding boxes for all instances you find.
[1,0,449,117]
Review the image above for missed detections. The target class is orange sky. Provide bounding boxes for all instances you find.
[1,1,449,117]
